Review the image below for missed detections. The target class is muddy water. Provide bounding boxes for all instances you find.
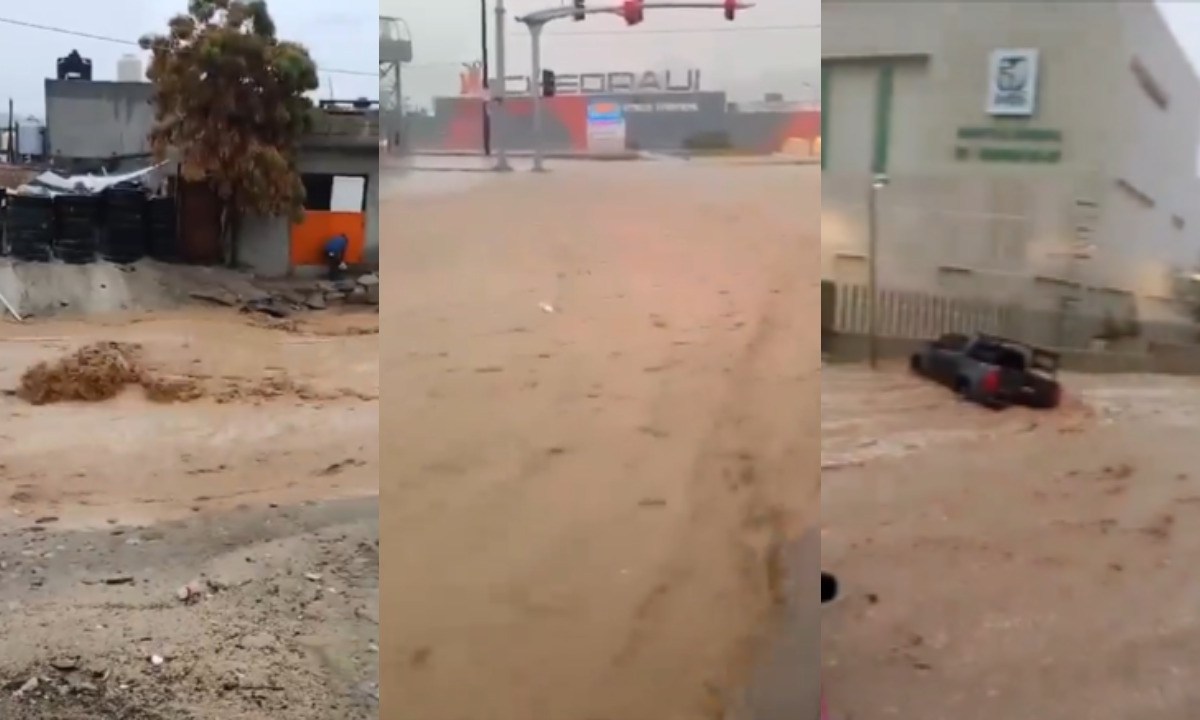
[0,309,379,529]
[823,367,1200,719]
[383,161,819,720]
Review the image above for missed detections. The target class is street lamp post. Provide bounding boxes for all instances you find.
[480,0,492,156]
[867,173,888,369]
[493,0,512,171]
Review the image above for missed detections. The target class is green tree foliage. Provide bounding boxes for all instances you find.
[140,0,319,256]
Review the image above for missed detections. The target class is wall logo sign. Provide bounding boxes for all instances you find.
[986,49,1039,116]
[459,61,486,97]
[504,69,701,96]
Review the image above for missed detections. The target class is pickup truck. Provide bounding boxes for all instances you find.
[909,332,1061,409]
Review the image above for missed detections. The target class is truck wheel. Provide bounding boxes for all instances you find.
[955,378,970,400]
[909,355,923,375]
[1034,382,1061,410]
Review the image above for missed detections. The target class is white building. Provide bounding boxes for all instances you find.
[822,2,1200,322]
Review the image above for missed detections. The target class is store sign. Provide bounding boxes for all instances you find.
[502,68,701,96]
[586,102,626,153]
[986,49,1039,116]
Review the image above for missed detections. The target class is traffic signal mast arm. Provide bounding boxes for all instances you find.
[517,1,753,26]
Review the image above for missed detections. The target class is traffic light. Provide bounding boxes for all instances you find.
[572,0,585,21]
[724,0,737,20]
[541,69,557,97]
[622,0,644,25]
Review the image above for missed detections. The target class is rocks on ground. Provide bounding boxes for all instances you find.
[190,272,380,320]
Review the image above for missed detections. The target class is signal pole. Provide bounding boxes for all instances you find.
[480,0,492,156]
[493,0,512,171]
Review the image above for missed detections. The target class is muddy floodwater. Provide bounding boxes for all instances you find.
[384,159,819,720]
[823,365,1200,719]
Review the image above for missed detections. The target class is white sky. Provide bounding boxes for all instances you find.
[381,0,821,106]
[0,1,376,121]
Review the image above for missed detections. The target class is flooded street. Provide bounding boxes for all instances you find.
[384,160,819,720]
[823,365,1200,719]
[0,308,379,719]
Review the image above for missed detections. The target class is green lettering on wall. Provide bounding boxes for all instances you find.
[976,146,1062,163]
[956,127,1063,142]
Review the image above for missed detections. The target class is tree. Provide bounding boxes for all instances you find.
[140,0,319,265]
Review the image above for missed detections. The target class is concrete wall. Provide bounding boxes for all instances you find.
[404,93,818,154]
[821,2,1200,317]
[238,148,380,278]
[44,80,154,161]
[823,333,1200,376]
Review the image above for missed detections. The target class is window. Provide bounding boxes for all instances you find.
[301,173,368,211]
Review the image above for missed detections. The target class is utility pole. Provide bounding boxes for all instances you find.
[528,23,547,172]
[480,0,492,156]
[866,173,888,370]
[867,181,879,369]
[493,0,512,171]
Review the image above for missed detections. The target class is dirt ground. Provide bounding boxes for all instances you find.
[0,307,379,719]
[823,364,1200,719]
[385,160,819,720]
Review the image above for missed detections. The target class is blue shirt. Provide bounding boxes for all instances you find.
[324,234,349,256]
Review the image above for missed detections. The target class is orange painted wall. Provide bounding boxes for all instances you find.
[290,211,366,267]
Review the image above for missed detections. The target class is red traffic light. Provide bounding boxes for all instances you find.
[724,0,737,20]
[622,0,644,25]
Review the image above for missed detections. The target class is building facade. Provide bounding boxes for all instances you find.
[822,2,1200,322]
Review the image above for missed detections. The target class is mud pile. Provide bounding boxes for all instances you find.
[16,342,203,405]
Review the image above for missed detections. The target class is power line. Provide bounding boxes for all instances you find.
[400,22,821,68]
[0,15,375,77]
[512,23,820,37]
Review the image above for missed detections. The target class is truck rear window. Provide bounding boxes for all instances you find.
[968,343,1027,371]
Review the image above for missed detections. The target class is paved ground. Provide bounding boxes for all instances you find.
[384,159,819,720]
[823,365,1200,719]
[0,308,379,719]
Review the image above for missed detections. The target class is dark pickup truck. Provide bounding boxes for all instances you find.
[909,332,1062,409]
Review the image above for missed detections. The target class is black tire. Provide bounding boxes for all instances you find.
[1028,379,1061,410]
[955,377,971,401]
[909,354,923,375]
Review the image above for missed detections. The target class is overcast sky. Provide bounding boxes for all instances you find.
[381,0,820,107]
[0,1,376,121]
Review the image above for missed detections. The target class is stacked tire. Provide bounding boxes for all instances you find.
[99,187,148,264]
[6,195,54,262]
[53,194,100,264]
[145,196,178,262]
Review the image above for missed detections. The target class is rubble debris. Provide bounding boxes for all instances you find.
[12,676,38,698]
[189,289,240,307]
[176,579,207,604]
